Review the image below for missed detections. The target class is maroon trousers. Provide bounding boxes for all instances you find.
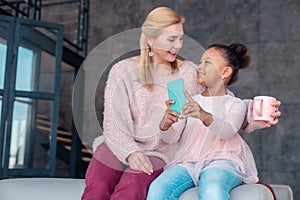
[81,143,165,200]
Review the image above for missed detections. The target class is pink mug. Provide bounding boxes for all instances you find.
[253,96,276,122]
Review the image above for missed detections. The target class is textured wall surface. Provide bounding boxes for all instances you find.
[86,0,300,199]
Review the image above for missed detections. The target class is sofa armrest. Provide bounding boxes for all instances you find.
[271,184,293,200]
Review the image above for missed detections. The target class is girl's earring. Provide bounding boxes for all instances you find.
[148,46,153,57]
[221,71,226,79]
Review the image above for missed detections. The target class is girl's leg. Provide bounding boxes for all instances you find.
[110,156,166,200]
[81,143,124,200]
[199,168,242,200]
[147,165,195,200]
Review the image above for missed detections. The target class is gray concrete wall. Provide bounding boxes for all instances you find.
[87,0,300,199]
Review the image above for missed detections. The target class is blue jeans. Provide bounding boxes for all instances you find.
[199,167,242,200]
[147,164,242,200]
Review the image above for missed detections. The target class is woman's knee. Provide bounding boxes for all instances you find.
[111,172,153,200]
[148,156,166,171]
[81,181,114,200]
[85,155,123,183]
[82,154,123,200]
[93,143,123,170]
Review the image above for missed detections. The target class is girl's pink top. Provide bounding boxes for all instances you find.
[162,94,259,184]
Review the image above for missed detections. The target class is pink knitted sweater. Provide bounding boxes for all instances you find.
[93,56,263,165]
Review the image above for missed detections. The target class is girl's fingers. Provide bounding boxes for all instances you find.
[272,100,281,108]
[167,114,178,123]
[271,117,279,125]
[181,107,198,118]
[182,102,195,112]
[169,109,180,118]
[165,100,174,108]
[270,110,281,118]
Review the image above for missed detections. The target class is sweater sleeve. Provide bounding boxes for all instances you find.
[160,119,186,143]
[226,90,268,133]
[242,99,269,133]
[208,99,247,139]
[101,61,142,164]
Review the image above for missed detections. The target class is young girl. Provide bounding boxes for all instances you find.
[147,43,259,200]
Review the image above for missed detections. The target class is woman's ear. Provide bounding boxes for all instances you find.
[147,37,153,47]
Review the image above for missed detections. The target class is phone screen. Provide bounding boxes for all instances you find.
[167,78,186,114]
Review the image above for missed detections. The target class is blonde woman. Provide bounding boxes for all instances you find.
[81,7,281,200]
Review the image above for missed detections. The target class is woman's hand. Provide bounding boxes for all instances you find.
[159,100,180,131]
[181,90,213,126]
[127,151,153,175]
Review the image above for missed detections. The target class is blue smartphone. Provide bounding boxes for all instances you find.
[167,78,186,114]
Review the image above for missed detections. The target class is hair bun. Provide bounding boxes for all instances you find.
[229,43,251,69]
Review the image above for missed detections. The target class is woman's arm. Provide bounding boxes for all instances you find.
[102,62,141,164]
[102,60,154,174]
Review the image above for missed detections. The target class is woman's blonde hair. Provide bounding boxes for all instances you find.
[139,7,185,89]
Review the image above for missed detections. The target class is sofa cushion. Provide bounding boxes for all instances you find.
[0,178,85,200]
[179,184,293,200]
[179,184,274,200]
[0,178,293,200]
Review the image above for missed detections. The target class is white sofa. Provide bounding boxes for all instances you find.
[0,178,293,200]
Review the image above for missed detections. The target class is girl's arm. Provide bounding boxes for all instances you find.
[226,90,281,133]
[241,99,281,133]
[181,90,246,139]
[207,100,247,139]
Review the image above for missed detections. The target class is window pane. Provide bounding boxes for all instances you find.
[38,51,56,93]
[0,39,7,90]
[9,98,54,170]
[14,25,61,94]
[15,46,34,91]
[0,99,2,122]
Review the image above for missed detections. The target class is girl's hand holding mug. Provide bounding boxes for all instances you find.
[252,96,281,127]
